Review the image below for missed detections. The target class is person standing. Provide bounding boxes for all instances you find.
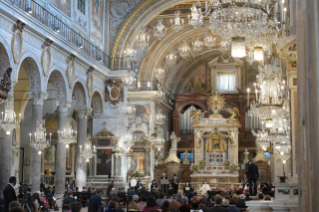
[160,173,169,194]
[172,175,178,194]
[3,176,17,212]
[247,159,259,196]
[183,182,193,196]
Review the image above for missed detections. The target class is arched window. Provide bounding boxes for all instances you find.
[179,105,203,135]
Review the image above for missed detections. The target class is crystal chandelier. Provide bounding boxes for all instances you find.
[189,3,203,28]
[29,120,51,154]
[252,125,270,151]
[1,96,20,135]
[155,68,165,81]
[231,37,246,58]
[246,48,255,65]
[204,36,216,48]
[124,47,137,62]
[58,117,77,148]
[166,53,177,66]
[254,47,264,61]
[170,10,184,32]
[80,138,96,162]
[192,39,203,53]
[154,18,167,40]
[219,39,230,53]
[178,42,190,60]
[136,31,150,49]
[152,133,164,151]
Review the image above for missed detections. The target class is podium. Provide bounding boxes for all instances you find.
[161,179,169,194]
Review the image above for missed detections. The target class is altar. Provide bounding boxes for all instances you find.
[190,93,241,184]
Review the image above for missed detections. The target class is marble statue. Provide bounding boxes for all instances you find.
[169,132,181,153]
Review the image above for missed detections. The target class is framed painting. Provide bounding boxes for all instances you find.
[95,148,112,176]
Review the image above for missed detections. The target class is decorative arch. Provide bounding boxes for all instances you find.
[71,80,88,107]
[0,36,14,76]
[0,42,12,78]
[46,69,68,101]
[46,65,69,100]
[91,90,103,115]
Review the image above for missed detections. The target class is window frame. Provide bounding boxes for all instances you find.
[77,0,85,15]
[215,71,237,92]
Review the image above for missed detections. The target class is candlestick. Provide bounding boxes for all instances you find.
[247,88,250,106]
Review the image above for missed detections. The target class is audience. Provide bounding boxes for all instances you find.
[63,191,76,210]
[137,195,147,211]
[207,197,227,212]
[111,196,124,212]
[142,197,160,212]
[70,202,82,212]
[105,201,118,212]
[227,199,240,212]
[263,195,271,201]
[236,194,246,208]
[257,193,264,200]
[179,196,192,212]
[169,195,181,211]
[220,191,229,206]
[199,198,208,212]
[8,207,23,212]
[89,190,103,212]
[128,201,138,211]
[155,193,165,207]
[8,202,20,211]
[161,200,170,212]
[191,201,200,210]
[31,193,41,212]
[232,194,238,203]
[177,192,183,204]
[190,191,200,202]
[132,195,139,203]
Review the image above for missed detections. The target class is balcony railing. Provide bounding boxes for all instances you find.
[8,0,124,70]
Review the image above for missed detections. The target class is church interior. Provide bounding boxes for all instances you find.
[0,0,316,211]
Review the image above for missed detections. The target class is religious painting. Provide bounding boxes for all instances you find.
[182,65,207,94]
[91,0,104,42]
[11,30,23,64]
[95,148,112,176]
[41,47,51,76]
[50,0,71,17]
[95,136,115,147]
[205,136,224,153]
[127,153,145,173]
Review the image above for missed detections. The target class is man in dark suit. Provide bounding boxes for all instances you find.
[247,159,259,196]
[207,197,227,212]
[160,173,169,194]
[88,190,103,212]
[3,176,17,212]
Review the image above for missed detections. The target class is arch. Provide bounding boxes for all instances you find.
[70,79,89,107]
[91,90,104,115]
[46,65,69,100]
[16,52,43,92]
[0,38,13,77]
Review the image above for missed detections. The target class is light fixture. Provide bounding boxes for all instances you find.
[29,120,51,154]
[124,46,137,62]
[219,40,230,53]
[189,3,203,28]
[136,30,150,49]
[170,10,184,32]
[1,96,20,135]
[58,117,77,147]
[165,53,177,66]
[231,37,246,58]
[246,48,254,65]
[192,39,203,53]
[79,137,96,162]
[178,42,190,60]
[204,36,216,48]
[155,68,165,81]
[154,18,167,40]
[155,109,165,125]
[254,47,264,61]
[152,133,164,151]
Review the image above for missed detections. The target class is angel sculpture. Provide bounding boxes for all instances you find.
[190,109,206,124]
[225,108,241,126]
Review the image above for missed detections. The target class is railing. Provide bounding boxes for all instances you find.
[8,0,124,70]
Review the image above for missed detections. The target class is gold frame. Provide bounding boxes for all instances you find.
[41,46,51,76]
[11,30,23,64]
[205,135,224,153]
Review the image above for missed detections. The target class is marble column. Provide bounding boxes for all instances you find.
[54,100,69,197]
[145,148,150,176]
[41,153,44,175]
[70,144,75,176]
[29,91,47,192]
[0,128,13,192]
[75,107,92,191]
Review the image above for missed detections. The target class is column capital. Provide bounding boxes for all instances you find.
[28,91,48,106]
[56,99,70,112]
[75,106,92,119]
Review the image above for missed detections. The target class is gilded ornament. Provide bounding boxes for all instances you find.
[207,92,225,111]
[190,109,206,125]
[105,79,124,106]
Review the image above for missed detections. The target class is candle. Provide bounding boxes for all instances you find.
[29,133,31,142]
[247,88,250,106]
[93,145,96,152]
[50,133,52,141]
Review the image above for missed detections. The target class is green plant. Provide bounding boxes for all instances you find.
[199,160,206,168]
[133,171,140,177]
[191,164,199,173]
[223,160,230,167]
[230,164,238,171]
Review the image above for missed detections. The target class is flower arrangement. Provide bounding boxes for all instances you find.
[191,164,199,173]
[133,171,140,177]
[223,160,230,167]
[230,164,239,171]
[199,160,206,168]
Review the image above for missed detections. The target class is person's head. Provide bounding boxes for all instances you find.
[177,192,182,198]
[229,198,237,205]
[161,200,170,209]
[258,193,264,200]
[214,196,222,205]
[162,173,166,177]
[82,186,86,190]
[9,201,21,210]
[107,201,118,209]
[72,180,75,183]
[68,190,73,197]
[75,187,79,192]
[191,201,200,210]
[133,195,139,201]
[264,195,271,201]
[186,181,189,185]
[250,159,254,163]
[204,181,207,184]
[128,201,138,210]
[31,193,40,202]
[96,190,101,195]
[232,194,238,200]
[199,198,206,205]
[220,191,226,198]
[171,194,177,200]
[181,196,188,204]
[201,193,208,199]
[146,197,157,207]
[141,195,147,202]
[239,194,245,199]
[91,190,96,195]
[70,202,82,212]
[159,193,164,199]
[9,207,23,212]
[9,176,17,186]
[112,196,120,203]
[193,191,197,196]
[245,192,250,200]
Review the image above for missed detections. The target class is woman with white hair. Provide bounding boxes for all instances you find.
[179,196,192,212]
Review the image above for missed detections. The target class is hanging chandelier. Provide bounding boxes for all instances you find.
[136,31,150,49]
[251,124,270,151]
[170,10,184,32]
[166,53,177,66]
[155,68,165,81]
[204,36,216,48]
[246,48,255,65]
[254,47,264,61]
[231,37,246,58]
[192,39,203,53]
[189,3,203,28]
[58,117,77,148]
[1,96,20,135]
[123,47,137,62]
[152,133,164,151]
[178,42,190,60]
[154,18,167,40]
[29,119,51,154]
[80,137,96,162]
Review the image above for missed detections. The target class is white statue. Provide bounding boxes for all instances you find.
[169,132,181,153]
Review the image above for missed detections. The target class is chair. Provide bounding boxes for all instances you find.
[46,197,54,209]
[239,208,247,212]
[62,204,70,212]
[81,195,89,207]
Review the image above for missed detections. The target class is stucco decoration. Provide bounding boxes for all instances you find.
[109,0,143,46]
[67,54,76,88]
[11,20,25,64]
[50,70,67,100]
[73,82,86,106]
[22,57,41,91]
[0,43,10,78]
[105,79,124,106]
[92,92,103,114]
[87,67,94,98]
[41,39,53,77]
